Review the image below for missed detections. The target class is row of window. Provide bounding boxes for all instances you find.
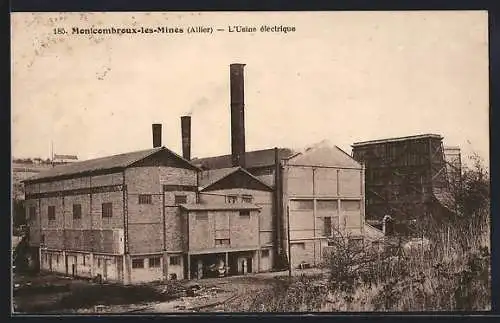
[292,237,364,249]
[131,255,181,269]
[29,194,191,221]
[41,203,114,221]
[139,194,252,205]
[290,199,361,212]
[195,210,250,221]
[139,194,187,205]
[226,195,253,204]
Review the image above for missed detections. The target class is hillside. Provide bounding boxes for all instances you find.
[12,162,53,200]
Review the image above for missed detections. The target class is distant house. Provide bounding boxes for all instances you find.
[52,154,78,165]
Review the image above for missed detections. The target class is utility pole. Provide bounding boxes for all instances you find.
[287,205,292,279]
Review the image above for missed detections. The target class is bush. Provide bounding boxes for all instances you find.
[236,152,491,312]
[248,275,328,312]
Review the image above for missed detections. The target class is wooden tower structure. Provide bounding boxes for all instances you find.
[352,134,454,235]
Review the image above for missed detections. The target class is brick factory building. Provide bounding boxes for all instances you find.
[191,63,367,270]
[193,142,368,270]
[23,63,368,283]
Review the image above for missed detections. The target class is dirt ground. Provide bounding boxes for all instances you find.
[12,268,326,314]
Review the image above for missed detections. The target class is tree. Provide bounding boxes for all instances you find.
[449,153,490,253]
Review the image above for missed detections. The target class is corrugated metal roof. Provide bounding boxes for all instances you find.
[364,223,385,241]
[352,134,443,147]
[198,166,273,191]
[286,142,361,168]
[179,203,261,211]
[23,146,199,182]
[191,148,296,170]
[198,167,240,189]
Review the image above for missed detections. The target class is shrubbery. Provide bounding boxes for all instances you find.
[248,154,490,312]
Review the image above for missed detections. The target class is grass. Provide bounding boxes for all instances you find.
[245,239,490,312]
[248,154,491,312]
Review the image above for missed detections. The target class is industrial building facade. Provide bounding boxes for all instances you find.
[23,63,367,284]
[351,134,457,235]
[193,143,367,269]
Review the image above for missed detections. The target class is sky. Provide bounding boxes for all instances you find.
[11,11,489,167]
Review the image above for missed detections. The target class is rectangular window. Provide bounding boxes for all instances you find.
[83,255,86,266]
[290,200,313,211]
[97,258,101,267]
[48,205,56,221]
[324,217,332,237]
[102,202,113,218]
[196,212,208,220]
[239,210,250,217]
[139,194,153,204]
[29,206,36,221]
[132,258,144,269]
[148,256,161,268]
[291,242,306,250]
[56,255,60,264]
[242,195,253,203]
[317,200,338,211]
[73,204,82,219]
[170,256,181,266]
[226,195,238,204]
[215,239,230,246]
[341,200,361,212]
[261,249,270,257]
[174,195,187,205]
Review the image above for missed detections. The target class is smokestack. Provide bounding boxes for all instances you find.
[181,116,191,160]
[152,124,162,148]
[230,63,246,168]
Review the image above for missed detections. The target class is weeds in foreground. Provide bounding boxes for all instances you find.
[249,155,490,312]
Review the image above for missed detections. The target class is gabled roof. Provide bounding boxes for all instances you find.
[286,141,361,168]
[180,203,261,211]
[199,166,273,191]
[191,148,296,170]
[199,167,239,189]
[23,147,200,183]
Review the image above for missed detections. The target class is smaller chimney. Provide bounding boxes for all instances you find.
[181,116,191,160]
[152,124,162,148]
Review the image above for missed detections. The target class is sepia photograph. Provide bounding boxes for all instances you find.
[11,11,490,313]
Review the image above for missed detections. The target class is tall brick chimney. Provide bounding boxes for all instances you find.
[230,63,246,168]
[181,116,191,160]
[152,124,162,148]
